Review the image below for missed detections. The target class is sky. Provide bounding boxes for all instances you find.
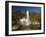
[12,6,41,13]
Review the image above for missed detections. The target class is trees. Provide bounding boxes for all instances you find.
[12,11,41,30]
[30,13,41,23]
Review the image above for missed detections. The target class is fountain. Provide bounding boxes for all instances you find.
[20,10,31,26]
